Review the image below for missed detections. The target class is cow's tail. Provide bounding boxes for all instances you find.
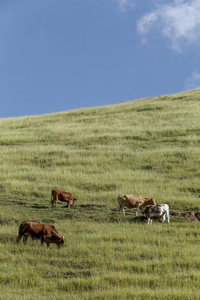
[16,223,26,242]
[117,195,121,210]
[51,190,54,207]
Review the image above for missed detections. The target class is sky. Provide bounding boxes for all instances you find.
[1,0,200,118]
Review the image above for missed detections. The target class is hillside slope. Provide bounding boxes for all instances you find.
[0,89,200,300]
[0,89,200,211]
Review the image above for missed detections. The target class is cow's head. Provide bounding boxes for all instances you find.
[142,205,151,215]
[67,197,76,208]
[56,236,64,248]
[49,235,64,248]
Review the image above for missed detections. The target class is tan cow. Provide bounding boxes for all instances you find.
[117,194,156,216]
[16,221,64,248]
[51,189,76,208]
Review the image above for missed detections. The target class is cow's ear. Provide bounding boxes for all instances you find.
[62,236,64,239]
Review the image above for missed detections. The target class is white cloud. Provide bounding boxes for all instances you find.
[137,0,200,51]
[185,71,200,90]
[115,0,135,12]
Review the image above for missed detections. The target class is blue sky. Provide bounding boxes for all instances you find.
[1,0,200,118]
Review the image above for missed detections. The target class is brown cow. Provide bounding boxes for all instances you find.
[16,221,64,248]
[117,194,156,216]
[51,189,76,208]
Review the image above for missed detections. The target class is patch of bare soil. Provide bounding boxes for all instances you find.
[171,211,200,223]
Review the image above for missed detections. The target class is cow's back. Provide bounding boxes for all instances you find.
[60,191,72,200]
[21,221,43,235]
[118,194,146,208]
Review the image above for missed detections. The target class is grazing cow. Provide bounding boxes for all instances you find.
[117,194,156,216]
[16,221,64,248]
[143,204,170,225]
[51,189,76,208]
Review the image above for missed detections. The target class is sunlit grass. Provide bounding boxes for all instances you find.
[0,89,200,299]
[0,222,200,299]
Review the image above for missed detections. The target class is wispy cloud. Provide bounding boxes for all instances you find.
[185,71,200,90]
[137,0,200,51]
[115,0,135,12]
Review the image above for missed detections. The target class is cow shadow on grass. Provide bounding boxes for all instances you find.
[109,213,147,224]
[30,203,49,209]
[79,204,106,210]
[129,215,147,223]
[108,207,147,223]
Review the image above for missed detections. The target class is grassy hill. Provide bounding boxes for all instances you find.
[0,89,200,299]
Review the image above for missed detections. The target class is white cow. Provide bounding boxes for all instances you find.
[143,204,170,225]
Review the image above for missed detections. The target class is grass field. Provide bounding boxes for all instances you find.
[0,89,200,299]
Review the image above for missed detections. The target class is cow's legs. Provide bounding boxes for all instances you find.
[162,214,166,223]
[166,213,170,223]
[16,233,28,244]
[52,196,57,207]
[51,192,58,207]
[148,218,152,225]
[43,233,52,247]
[117,205,126,215]
[51,192,55,207]
[135,203,141,217]
[23,235,28,245]
[44,238,50,247]
[120,205,126,215]
[16,234,23,243]
[16,226,27,243]
[41,237,45,246]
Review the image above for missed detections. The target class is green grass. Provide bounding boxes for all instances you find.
[0,89,200,299]
[0,221,200,299]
